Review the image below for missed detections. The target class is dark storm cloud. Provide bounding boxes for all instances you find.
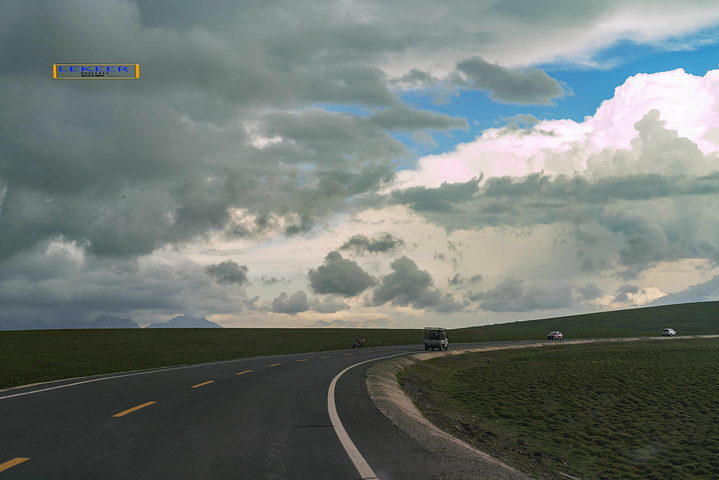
[650,275,719,306]
[505,114,541,126]
[308,252,376,297]
[479,277,574,312]
[205,260,249,286]
[371,256,464,312]
[0,1,403,109]
[479,171,718,204]
[391,178,481,213]
[3,0,486,266]
[390,58,566,106]
[0,243,249,328]
[258,275,291,286]
[271,290,310,314]
[576,250,611,273]
[309,296,351,314]
[485,0,610,25]
[260,109,407,168]
[391,69,442,88]
[368,106,468,131]
[613,284,640,303]
[339,232,405,255]
[448,273,483,287]
[576,283,603,301]
[456,57,566,104]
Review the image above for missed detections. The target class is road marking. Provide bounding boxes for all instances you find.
[6,336,715,402]
[0,357,257,401]
[344,353,353,356]
[269,363,282,367]
[297,359,308,362]
[327,352,407,480]
[321,356,331,359]
[236,370,252,375]
[0,458,29,472]
[113,401,156,418]
[191,381,215,389]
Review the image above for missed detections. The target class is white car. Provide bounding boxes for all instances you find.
[662,328,676,337]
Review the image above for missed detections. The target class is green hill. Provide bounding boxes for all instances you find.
[450,301,719,342]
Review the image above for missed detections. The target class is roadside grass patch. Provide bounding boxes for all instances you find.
[398,339,719,479]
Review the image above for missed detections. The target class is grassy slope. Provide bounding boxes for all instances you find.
[398,339,719,480]
[450,301,719,342]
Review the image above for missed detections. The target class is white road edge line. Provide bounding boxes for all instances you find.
[328,353,407,480]
[0,358,248,401]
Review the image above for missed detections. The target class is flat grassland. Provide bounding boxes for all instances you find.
[398,338,719,479]
[0,328,421,390]
[2,300,718,390]
[3,301,719,478]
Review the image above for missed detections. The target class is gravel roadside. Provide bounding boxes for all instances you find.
[365,347,535,480]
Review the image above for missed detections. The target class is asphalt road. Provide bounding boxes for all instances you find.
[0,343,456,480]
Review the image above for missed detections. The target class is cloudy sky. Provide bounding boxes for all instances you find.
[2,0,719,329]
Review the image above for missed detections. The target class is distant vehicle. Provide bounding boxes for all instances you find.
[424,327,448,351]
[662,328,676,337]
[353,338,365,348]
[547,331,563,340]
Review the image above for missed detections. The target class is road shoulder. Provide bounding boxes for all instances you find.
[365,347,533,480]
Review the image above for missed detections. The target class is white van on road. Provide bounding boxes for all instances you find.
[424,327,448,351]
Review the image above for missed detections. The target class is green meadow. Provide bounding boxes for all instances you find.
[399,339,719,479]
[3,301,719,478]
[452,300,719,341]
[0,327,421,390]
[2,300,718,390]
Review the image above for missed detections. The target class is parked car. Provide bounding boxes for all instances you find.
[662,328,676,337]
[547,331,563,340]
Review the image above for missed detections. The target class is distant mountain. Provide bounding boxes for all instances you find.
[91,316,139,328]
[145,315,222,328]
[305,318,403,329]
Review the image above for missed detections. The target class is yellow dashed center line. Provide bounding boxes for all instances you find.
[269,363,282,367]
[344,353,353,356]
[191,380,215,389]
[113,401,156,418]
[297,359,308,362]
[236,370,252,375]
[0,458,29,473]
[367,351,374,353]
[321,356,331,358]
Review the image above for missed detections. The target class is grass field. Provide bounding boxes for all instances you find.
[452,301,719,341]
[0,327,421,390]
[4,302,719,478]
[398,338,719,479]
[2,300,718,391]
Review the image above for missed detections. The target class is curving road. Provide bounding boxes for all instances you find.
[0,343,453,479]
[4,337,687,479]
